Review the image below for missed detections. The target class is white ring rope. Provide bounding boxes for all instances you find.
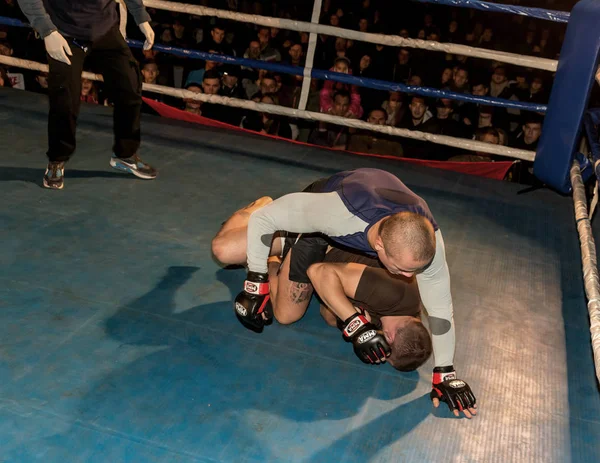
[0,55,535,162]
[570,160,600,386]
[143,83,535,161]
[143,0,558,72]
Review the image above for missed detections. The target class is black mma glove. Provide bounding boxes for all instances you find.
[341,312,391,364]
[234,272,272,332]
[431,366,477,414]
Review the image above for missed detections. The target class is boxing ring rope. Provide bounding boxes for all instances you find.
[0,15,549,115]
[570,159,600,385]
[0,0,548,163]
[410,0,570,23]
[140,0,558,73]
[0,54,535,161]
[137,41,547,113]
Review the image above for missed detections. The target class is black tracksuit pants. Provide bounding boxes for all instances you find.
[47,26,142,162]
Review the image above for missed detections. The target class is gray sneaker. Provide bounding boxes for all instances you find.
[110,154,157,179]
[43,161,65,190]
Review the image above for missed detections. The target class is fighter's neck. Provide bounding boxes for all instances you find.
[367,219,384,250]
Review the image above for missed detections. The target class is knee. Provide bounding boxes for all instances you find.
[116,64,143,102]
[272,300,303,325]
[273,309,302,325]
[211,236,233,264]
[306,263,322,283]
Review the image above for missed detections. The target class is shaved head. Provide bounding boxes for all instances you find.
[379,212,436,263]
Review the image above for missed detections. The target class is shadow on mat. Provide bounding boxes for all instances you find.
[305,393,431,463]
[71,265,429,461]
[0,167,130,185]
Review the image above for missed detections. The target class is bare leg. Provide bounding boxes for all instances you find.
[271,247,314,325]
[320,304,339,327]
[211,196,273,265]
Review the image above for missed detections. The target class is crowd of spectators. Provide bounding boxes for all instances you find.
[0,0,587,184]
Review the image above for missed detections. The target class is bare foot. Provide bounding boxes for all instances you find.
[238,196,273,215]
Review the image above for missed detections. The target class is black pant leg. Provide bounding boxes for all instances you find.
[92,27,142,158]
[46,45,87,162]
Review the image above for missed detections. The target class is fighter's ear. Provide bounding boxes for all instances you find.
[373,234,385,252]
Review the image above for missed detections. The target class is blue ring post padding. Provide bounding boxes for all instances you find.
[533,0,600,194]
[0,15,547,113]
[411,0,569,23]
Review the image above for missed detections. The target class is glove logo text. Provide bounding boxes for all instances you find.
[345,319,363,335]
[244,282,258,294]
[357,330,377,344]
[235,302,247,316]
[448,380,465,389]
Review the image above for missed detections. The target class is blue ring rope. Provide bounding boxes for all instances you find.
[410,0,569,23]
[0,15,547,113]
[0,16,31,28]
[129,40,547,113]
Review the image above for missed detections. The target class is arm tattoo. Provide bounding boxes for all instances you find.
[289,282,312,304]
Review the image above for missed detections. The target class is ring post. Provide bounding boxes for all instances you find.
[534,0,600,194]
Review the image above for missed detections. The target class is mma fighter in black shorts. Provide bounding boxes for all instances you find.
[267,234,433,373]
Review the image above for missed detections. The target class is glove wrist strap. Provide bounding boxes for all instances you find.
[433,365,455,373]
[342,313,369,339]
[247,271,269,282]
[433,367,456,384]
[244,272,270,296]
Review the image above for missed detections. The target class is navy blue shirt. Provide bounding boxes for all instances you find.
[319,168,438,255]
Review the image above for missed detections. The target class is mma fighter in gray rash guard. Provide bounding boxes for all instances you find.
[224,167,476,417]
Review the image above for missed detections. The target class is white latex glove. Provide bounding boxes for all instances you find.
[44,31,72,65]
[139,22,155,50]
